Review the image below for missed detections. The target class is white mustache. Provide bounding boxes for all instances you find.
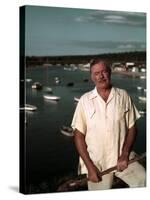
[98,78,106,82]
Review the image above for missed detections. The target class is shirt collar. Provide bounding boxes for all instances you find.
[89,87,98,100]
[89,86,120,100]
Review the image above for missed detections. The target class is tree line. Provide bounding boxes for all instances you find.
[25,51,146,67]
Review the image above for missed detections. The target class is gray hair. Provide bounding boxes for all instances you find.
[90,59,111,75]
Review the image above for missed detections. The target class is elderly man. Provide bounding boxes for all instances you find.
[71,59,146,190]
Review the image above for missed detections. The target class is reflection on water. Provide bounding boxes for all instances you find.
[43,98,59,105]
[25,66,146,193]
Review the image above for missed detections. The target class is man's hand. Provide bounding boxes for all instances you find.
[88,163,102,182]
[117,125,137,172]
[117,154,129,172]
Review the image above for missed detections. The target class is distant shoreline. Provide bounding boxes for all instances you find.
[25,51,146,67]
[112,70,146,78]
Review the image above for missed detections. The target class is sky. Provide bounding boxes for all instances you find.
[24,5,146,56]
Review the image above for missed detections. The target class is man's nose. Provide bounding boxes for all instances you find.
[99,73,104,78]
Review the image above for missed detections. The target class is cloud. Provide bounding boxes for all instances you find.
[117,41,146,50]
[118,44,135,49]
[75,10,146,27]
[71,40,146,52]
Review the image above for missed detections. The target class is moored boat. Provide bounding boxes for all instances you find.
[66,82,74,87]
[138,96,146,102]
[60,126,74,137]
[140,75,146,79]
[74,97,80,102]
[57,153,146,192]
[32,82,42,89]
[137,86,143,90]
[20,104,37,111]
[55,77,61,84]
[139,110,146,116]
[43,95,60,101]
[26,78,32,82]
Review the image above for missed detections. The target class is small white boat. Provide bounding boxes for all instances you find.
[26,78,32,82]
[140,75,146,79]
[32,82,42,89]
[137,86,143,90]
[144,89,147,92]
[54,77,61,84]
[74,97,80,102]
[55,80,60,84]
[60,126,74,137]
[43,95,60,101]
[80,68,90,72]
[139,110,146,116]
[138,96,146,102]
[20,104,37,111]
[64,67,72,71]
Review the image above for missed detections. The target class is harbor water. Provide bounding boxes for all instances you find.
[24,66,146,193]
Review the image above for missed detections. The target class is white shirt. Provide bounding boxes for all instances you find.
[71,87,140,174]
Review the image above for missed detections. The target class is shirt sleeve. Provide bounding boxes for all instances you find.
[125,95,141,129]
[71,99,87,135]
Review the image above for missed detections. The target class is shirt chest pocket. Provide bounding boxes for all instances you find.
[85,106,97,130]
[117,106,129,121]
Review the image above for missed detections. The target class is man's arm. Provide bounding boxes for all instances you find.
[117,124,137,171]
[74,129,102,182]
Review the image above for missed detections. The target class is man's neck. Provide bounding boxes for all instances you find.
[96,85,112,94]
[96,85,112,102]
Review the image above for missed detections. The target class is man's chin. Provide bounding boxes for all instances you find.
[97,83,110,89]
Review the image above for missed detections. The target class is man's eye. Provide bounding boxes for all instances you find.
[103,71,108,74]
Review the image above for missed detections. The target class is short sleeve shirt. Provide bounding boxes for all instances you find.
[71,87,140,173]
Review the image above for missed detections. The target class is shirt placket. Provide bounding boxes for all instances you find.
[104,101,115,165]
[103,102,109,149]
[105,103,110,144]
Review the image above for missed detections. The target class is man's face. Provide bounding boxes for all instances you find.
[91,62,111,90]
